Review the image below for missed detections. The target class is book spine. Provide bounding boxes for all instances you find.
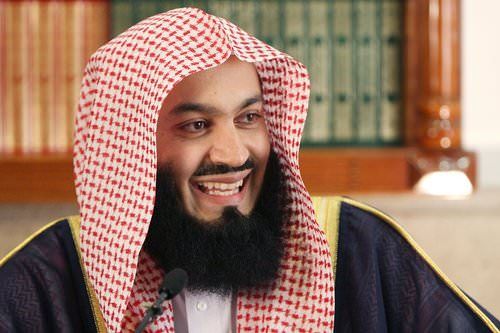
[332,0,354,143]
[111,0,133,37]
[259,0,282,50]
[70,1,84,152]
[307,0,330,144]
[139,0,159,22]
[64,1,77,153]
[161,1,184,12]
[45,2,55,153]
[28,1,43,153]
[232,0,257,35]
[380,0,402,143]
[208,0,232,21]
[59,1,70,153]
[0,2,15,154]
[355,0,378,143]
[19,2,30,153]
[99,1,111,46]
[87,0,110,59]
[283,0,307,63]
[184,0,208,11]
[39,1,50,153]
[11,1,25,153]
[0,2,4,153]
[45,1,64,153]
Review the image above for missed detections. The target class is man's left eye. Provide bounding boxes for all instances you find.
[238,112,262,124]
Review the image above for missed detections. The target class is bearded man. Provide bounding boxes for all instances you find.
[1,7,499,333]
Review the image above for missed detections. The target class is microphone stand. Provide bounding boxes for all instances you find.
[135,268,188,333]
[135,290,170,333]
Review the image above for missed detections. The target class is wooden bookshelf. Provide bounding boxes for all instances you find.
[300,148,413,194]
[0,0,475,202]
[0,149,409,202]
[0,154,75,202]
[0,147,476,202]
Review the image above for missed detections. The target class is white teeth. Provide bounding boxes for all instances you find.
[205,188,239,196]
[198,179,243,192]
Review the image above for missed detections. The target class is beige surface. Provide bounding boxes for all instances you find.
[1,190,499,318]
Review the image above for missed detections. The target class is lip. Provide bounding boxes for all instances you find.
[190,170,251,206]
[191,169,252,183]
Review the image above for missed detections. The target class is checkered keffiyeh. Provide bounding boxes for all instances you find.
[74,7,334,332]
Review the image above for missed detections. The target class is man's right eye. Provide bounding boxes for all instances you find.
[180,120,208,133]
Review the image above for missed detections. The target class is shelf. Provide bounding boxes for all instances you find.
[0,149,414,202]
[299,148,413,194]
[0,147,477,202]
[0,154,75,202]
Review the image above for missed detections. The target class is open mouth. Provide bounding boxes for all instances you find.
[196,178,246,196]
[190,169,252,202]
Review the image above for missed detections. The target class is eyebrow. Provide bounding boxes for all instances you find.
[170,94,263,116]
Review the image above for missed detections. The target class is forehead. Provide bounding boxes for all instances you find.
[161,56,262,111]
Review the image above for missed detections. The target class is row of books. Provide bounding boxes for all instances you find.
[111,0,404,146]
[0,1,108,154]
[0,0,403,155]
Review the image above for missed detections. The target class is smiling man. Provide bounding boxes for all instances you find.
[142,57,288,331]
[144,56,287,312]
[1,7,499,333]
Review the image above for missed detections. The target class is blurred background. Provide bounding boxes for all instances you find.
[0,0,498,318]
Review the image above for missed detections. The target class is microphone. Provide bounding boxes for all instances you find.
[135,268,188,333]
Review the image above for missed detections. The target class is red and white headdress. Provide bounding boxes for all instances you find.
[74,7,334,332]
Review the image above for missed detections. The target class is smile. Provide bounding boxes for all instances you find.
[197,179,244,196]
[190,169,252,203]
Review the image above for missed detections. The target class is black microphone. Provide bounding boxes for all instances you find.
[135,268,188,333]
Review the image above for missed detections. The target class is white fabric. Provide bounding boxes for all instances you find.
[74,7,335,332]
[172,290,233,333]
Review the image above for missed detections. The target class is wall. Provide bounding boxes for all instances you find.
[462,0,500,187]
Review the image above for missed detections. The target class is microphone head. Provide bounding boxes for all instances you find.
[160,268,188,299]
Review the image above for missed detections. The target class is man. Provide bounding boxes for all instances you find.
[1,7,499,333]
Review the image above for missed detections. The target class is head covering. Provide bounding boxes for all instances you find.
[74,7,334,332]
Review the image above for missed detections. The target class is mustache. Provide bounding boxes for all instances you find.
[193,158,255,177]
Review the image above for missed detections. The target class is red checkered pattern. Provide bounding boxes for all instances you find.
[74,8,334,332]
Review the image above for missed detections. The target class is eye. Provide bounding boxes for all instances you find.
[237,111,262,125]
[245,113,258,122]
[180,120,208,133]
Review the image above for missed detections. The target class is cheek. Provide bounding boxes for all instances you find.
[157,137,204,182]
[249,128,271,163]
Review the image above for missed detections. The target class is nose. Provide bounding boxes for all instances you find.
[208,126,249,167]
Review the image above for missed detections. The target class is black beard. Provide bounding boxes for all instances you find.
[143,150,287,296]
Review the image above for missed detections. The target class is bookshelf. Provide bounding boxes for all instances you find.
[0,154,75,202]
[0,0,475,202]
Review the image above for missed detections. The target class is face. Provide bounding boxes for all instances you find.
[156,56,271,221]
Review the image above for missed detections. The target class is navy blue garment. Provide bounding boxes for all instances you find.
[334,201,500,333]
[0,219,98,332]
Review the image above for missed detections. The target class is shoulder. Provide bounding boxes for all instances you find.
[0,215,81,270]
[312,196,500,332]
[0,216,91,332]
[0,216,81,286]
[312,195,407,247]
[338,196,412,246]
